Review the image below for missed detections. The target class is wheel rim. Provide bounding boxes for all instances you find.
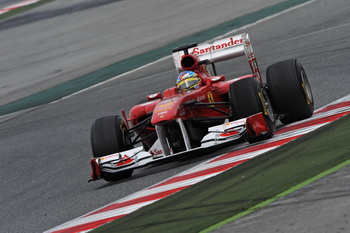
[265,92,275,122]
[259,89,275,122]
[120,120,133,149]
[300,69,313,105]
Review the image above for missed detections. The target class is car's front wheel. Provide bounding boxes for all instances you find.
[229,77,275,143]
[90,115,133,181]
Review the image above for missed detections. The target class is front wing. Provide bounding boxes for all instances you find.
[90,113,268,181]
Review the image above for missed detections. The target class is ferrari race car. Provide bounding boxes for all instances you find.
[89,33,314,182]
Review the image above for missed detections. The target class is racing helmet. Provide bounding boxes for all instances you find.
[176,71,201,92]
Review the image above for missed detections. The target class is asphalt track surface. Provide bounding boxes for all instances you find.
[0,0,284,106]
[0,0,349,233]
[0,1,18,9]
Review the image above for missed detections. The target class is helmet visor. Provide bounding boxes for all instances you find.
[177,77,200,91]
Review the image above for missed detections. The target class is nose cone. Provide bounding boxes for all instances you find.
[151,98,180,124]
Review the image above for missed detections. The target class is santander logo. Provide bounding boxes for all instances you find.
[191,37,243,55]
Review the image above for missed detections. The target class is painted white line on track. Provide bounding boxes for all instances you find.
[211,0,319,42]
[281,21,350,42]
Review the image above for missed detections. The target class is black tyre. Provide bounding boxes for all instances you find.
[229,77,275,143]
[266,59,314,124]
[91,115,131,157]
[90,115,133,180]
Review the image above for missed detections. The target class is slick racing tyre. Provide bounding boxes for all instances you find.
[266,59,314,124]
[229,77,275,143]
[91,115,131,157]
[90,115,133,181]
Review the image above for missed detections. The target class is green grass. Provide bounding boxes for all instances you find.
[92,114,350,233]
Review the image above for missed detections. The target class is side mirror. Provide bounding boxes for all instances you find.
[211,75,225,83]
[205,79,213,86]
[147,92,162,101]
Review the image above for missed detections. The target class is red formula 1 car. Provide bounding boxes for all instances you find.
[89,33,314,182]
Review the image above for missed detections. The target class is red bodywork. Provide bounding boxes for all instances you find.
[129,74,254,125]
[126,53,258,148]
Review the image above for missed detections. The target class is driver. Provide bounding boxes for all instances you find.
[176,71,202,92]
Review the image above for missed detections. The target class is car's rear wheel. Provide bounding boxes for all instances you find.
[229,77,275,143]
[266,59,314,124]
[90,115,133,181]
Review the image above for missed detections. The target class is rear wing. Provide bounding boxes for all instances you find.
[172,33,261,81]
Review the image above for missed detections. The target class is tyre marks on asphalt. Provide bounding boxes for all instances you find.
[46,94,350,233]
